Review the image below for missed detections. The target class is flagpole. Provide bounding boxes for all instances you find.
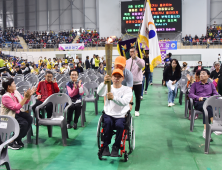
[135,0,147,50]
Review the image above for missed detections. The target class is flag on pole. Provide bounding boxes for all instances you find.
[138,0,161,72]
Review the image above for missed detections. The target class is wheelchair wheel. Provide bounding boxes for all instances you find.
[124,151,128,162]
[129,117,135,152]
[97,115,103,149]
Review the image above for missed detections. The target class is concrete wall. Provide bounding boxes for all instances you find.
[182,0,207,37]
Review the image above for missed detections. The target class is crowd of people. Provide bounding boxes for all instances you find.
[182,26,222,46]
[0,27,23,49]
[0,45,152,156]
[162,52,222,141]
[23,29,76,48]
[76,30,122,47]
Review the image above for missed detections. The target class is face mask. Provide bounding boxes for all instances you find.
[198,63,201,66]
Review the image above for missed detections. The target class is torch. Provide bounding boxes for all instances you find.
[105,37,113,93]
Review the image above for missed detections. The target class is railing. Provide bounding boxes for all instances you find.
[1,41,222,52]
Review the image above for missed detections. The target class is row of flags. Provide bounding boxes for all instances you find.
[117,0,161,72]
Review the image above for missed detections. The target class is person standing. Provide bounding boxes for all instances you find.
[143,52,151,94]
[163,59,181,107]
[125,47,145,116]
[90,54,96,69]
[95,55,100,70]
[85,56,90,69]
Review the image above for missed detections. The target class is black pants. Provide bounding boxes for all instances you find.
[92,65,95,69]
[133,84,142,111]
[15,111,33,141]
[32,100,53,118]
[194,101,213,124]
[144,72,151,91]
[103,114,125,148]
[67,103,82,124]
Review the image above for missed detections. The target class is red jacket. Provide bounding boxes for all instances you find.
[36,80,60,102]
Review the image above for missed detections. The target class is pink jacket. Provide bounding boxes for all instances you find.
[2,92,30,114]
[125,57,145,85]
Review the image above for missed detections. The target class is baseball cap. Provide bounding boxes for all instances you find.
[112,68,124,77]
[114,56,126,67]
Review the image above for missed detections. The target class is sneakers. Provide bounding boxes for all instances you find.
[67,124,72,129]
[102,146,111,156]
[140,96,143,100]
[111,145,119,157]
[144,91,147,94]
[135,111,140,117]
[213,131,222,135]
[8,141,20,150]
[73,123,77,130]
[150,83,153,85]
[17,140,24,148]
[203,130,213,142]
[195,114,198,120]
[168,103,175,107]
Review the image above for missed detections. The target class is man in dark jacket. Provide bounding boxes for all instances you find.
[90,54,96,69]
[85,56,90,69]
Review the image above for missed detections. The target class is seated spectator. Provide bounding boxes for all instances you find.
[1,78,35,149]
[76,63,83,73]
[193,61,204,73]
[32,71,60,118]
[189,69,222,139]
[15,66,22,74]
[182,62,190,71]
[66,69,84,130]
[97,69,133,157]
[60,63,67,74]
[98,62,106,75]
[210,61,221,79]
[22,63,31,75]
[186,70,201,120]
[53,64,60,73]
[31,64,39,75]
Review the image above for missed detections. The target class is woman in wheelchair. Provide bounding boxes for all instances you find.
[97,69,133,157]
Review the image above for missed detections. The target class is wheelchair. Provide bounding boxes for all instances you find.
[97,111,135,162]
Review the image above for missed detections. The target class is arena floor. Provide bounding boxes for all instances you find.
[7,68,222,170]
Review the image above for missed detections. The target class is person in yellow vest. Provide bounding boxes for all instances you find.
[43,57,48,64]
[47,58,52,69]
[95,55,100,69]
[7,59,13,71]
[65,58,68,64]
[52,58,57,67]
[31,64,39,75]
[38,56,43,65]
[4,59,8,67]
[60,63,66,74]
[0,57,4,68]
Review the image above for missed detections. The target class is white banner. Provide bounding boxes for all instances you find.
[58,43,84,50]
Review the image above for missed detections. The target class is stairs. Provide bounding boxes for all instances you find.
[73,35,80,43]
[18,36,28,50]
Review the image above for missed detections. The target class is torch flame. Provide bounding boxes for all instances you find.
[107,37,113,44]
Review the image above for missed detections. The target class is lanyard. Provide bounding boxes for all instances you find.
[130,59,134,71]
